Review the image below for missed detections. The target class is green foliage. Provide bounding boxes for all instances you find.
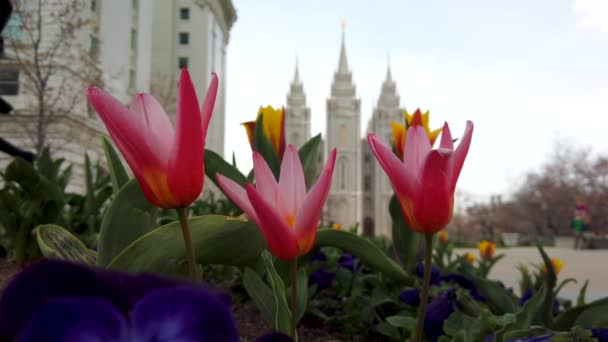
[204,148,248,189]
[253,113,281,178]
[389,194,419,272]
[157,191,240,226]
[261,251,292,335]
[102,137,129,193]
[34,224,96,265]
[298,133,322,189]
[97,179,158,267]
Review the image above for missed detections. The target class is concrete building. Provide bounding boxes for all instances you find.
[324,31,362,230]
[0,0,236,192]
[284,60,311,148]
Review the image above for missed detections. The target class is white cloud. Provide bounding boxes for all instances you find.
[574,0,608,33]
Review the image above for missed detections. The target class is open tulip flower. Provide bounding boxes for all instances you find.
[390,108,443,159]
[369,120,473,234]
[87,69,218,209]
[243,105,286,160]
[217,145,337,261]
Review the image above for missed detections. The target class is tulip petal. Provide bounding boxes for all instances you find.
[253,151,279,206]
[367,134,416,199]
[404,125,431,177]
[246,184,300,260]
[242,121,256,149]
[129,93,174,164]
[201,73,219,137]
[216,175,259,224]
[414,149,454,233]
[294,148,336,255]
[167,69,205,207]
[452,121,474,191]
[87,87,159,178]
[439,122,454,150]
[278,145,306,223]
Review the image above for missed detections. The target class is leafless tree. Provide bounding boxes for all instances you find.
[4,0,101,155]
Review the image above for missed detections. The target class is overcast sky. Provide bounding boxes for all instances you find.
[224,0,608,200]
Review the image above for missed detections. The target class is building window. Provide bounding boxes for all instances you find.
[179,32,189,45]
[129,69,136,89]
[91,0,97,12]
[132,0,138,9]
[339,159,346,190]
[339,124,348,148]
[178,57,188,69]
[89,35,98,59]
[130,28,137,50]
[0,70,19,95]
[364,175,371,191]
[180,8,190,20]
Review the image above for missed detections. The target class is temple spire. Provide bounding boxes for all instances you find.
[338,20,349,74]
[293,55,301,84]
[385,55,393,82]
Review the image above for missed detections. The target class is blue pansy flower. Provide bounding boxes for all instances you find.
[398,288,420,306]
[337,253,359,272]
[590,328,608,342]
[0,260,240,341]
[415,263,440,285]
[438,274,485,302]
[310,249,327,263]
[424,290,456,342]
[309,267,335,291]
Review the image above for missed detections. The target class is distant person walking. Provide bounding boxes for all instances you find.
[572,197,590,249]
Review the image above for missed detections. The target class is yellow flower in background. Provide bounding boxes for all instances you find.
[332,223,342,231]
[242,106,286,159]
[478,240,496,260]
[464,252,476,263]
[390,108,443,160]
[544,258,564,275]
[438,230,449,244]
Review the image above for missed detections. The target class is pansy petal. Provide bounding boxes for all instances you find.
[278,145,306,221]
[129,93,174,164]
[216,174,259,223]
[293,148,336,255]
[404,125,432,177]
[439,122,453,150]
[246,184,300,260]
[18,297,129,342]
[253,151,279,205]
[131,286,238,342]
[167,68,206,207]
[452,121,474,191]
[367,134,416,198]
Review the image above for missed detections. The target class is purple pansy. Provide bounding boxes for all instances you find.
[309,267,335,291]
[415,263,441,286]
[0,260,238,341]
[424,290,457,342]
[337,253,359,272]
[398,288,421,306]
[310,249,327,263]
[438,274,485,302]
[590,328,608,341]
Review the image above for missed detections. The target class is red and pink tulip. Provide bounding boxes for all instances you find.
[368,121,473,234]
[87,69,218,209]
[217,145,337,260]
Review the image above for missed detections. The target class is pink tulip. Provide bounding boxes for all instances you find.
[87,69,218,209]
[217,145,337,260]
[368,121,473,234]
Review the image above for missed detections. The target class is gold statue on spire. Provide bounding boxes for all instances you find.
[341,19,346,31]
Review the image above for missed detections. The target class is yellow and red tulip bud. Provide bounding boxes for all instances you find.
[217,145,337,261]
[544,258,564,275]
[438,231,449,244]
[478,240,496,260]
[369,120,474,234]
[242,106,286,160]
[332,223,343,231]
[87,69,218,209]
[391,108,442,160]
[464,252,476,263]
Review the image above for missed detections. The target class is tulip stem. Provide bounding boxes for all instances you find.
[413,233,434,342]
[290,258,298,339]
[177,207,200,281]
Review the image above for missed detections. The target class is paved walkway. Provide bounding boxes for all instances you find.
[457,247,608,301]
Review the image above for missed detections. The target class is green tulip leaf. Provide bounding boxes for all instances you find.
[35,224,97,265]
[204,148,248,188]
[102,137,129,193]
[295,267,308,323]
[243,267,276,328]
[254,113,281,179]
[97,179,158,267]
[298,133,322,189]
[470,275,520,315]
[315,229,413,285]
[261,250,292,335]
[107,215,266,274]
[495,284,548,342]
[552,297,608,330]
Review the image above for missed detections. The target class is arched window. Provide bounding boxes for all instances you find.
[339,157,347,190]
[339,124,348,148]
